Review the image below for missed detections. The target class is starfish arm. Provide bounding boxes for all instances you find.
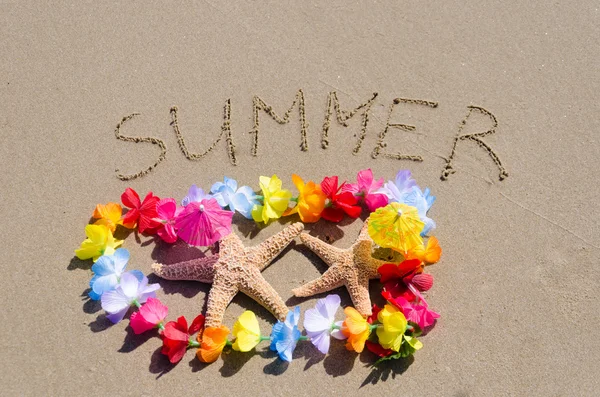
[248,222,305,271]
[218,232,245,257]
[346,273,373,316]
[292,267,345,297]
[239,273,289,322]
[356,219,371,242]
[151,256,218,283]
[365,257,386,278]
[299,233,345,266]
[204,272,240,328]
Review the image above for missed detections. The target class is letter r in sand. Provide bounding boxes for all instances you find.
[441,106,509,181]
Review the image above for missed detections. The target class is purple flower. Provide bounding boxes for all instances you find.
[377,170,417,202]
[303,295,341,354]
[101,273,160,324]
[181,184,211,207]
[270,306,301,362]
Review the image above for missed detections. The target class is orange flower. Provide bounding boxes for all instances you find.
[341,307,371,353]
[283,174,326,223]
[92,202,123,233]
[197,325,230,363]
[407,236,442,265]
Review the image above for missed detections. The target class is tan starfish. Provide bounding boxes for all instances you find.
[152,223,304,328]
[292,221,386,316]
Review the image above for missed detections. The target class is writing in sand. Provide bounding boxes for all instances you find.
[112,90,508,182]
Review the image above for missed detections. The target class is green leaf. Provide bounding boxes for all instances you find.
[407,321,422,337]
[373,351,404,365]
[398,339,417,357]
[404,335,423,351]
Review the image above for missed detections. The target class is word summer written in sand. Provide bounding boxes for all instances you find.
[111,90,509,182]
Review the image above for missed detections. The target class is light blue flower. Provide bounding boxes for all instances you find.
[210,177,260,219]
[403,186,436,236]
[101,273,160,324]
[270,306,301,362]
[88,248,143,300]
[182,184,212,207]
[423,187,436,209]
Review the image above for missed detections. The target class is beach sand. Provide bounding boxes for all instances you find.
[1,1,599,395]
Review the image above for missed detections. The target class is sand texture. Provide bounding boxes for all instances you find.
[1,1,599,395]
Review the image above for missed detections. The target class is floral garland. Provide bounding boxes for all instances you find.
[76,169,441,366]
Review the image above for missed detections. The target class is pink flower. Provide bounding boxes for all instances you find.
[386,294,439,330]
[342,169,388,211]
[155,198,182,244]
[130,297,169,334]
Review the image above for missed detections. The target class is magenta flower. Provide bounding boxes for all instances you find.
[155,198,182,244]
[130,297,169,334]
[342,169,388,211]
[390,295,439,329]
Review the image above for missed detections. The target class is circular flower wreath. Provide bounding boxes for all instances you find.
[76,169,442,366]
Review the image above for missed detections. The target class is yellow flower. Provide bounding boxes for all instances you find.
[341,307,371,353]
[232,311,262,352]
[376,304,408,352]
[197,325,230,363]
[75,224,123,262]
[283,174,326,223]
[92,202,123,233]
[252,175,292,223]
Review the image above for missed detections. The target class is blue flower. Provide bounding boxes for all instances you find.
[210,177,260,219]
[89,248,143,300]
[403,186,436,236]
[181,184,212,207]
[423,187,436,209]
[270,306,301,362]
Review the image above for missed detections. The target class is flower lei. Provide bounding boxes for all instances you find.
[76,169,442,366]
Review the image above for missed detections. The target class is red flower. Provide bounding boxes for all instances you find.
[365,340,394,358]
[161,314,205,364]
[367,304,382,324]
[320,176,361,222]
[378,259,421,283]
[378,259,424,301]
[382,288,413,304]
[121,188,162,234]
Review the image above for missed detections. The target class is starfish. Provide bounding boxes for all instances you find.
[152,223,304,328]
[292,221,386,316]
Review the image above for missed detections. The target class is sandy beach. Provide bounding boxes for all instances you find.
[1,1,599,395]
